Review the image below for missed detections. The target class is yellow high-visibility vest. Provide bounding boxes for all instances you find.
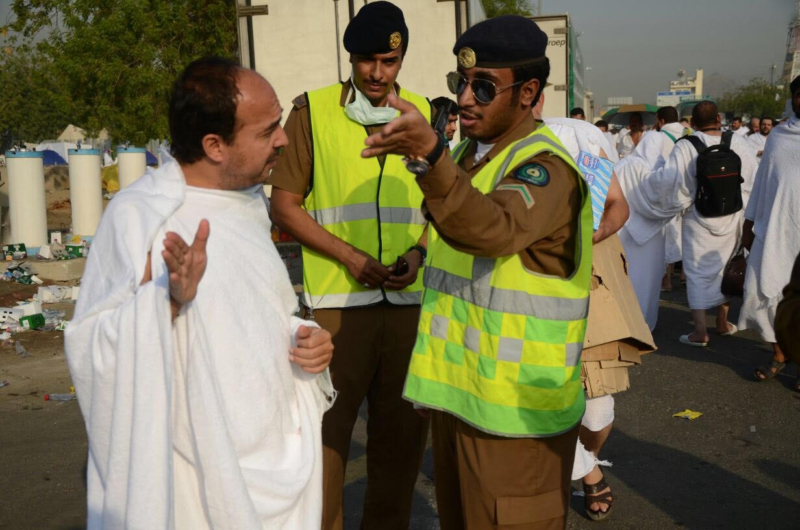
[303,83,431,309]
[404,125,593,437]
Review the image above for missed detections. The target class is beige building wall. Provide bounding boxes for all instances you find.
[241,0,479,121]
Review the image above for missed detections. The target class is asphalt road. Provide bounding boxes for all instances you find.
[2,281,799,529]
[345,286,800,530]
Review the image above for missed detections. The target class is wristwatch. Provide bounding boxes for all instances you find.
[409,245,427,265]
[404,134,447,177]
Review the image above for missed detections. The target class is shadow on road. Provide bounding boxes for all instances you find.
[652,303,798,385]
[591,429,800,529]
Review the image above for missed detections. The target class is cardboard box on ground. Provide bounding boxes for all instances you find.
[582,234,656,398]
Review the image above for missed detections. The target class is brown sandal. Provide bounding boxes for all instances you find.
[584,476,613,521]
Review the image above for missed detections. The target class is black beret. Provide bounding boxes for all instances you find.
[791,75,800,96]
[344,1,408,55]
[453,15,547,69]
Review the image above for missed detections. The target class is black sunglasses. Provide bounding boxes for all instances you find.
[447,71,524,104]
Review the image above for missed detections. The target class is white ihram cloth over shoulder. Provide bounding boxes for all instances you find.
[747,132,768,157]
[632,122,688,266]
[738,116,800,342]
[612,123,683,331]
[619,131,757,310]
[545,117,619,163]
[64,158,335,529]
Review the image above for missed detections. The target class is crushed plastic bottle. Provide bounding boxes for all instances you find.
[15,341,30,358]
[0,380,9,388]
[45,393,76,402]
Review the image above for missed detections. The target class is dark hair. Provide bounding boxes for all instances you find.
[691,100,718,129]
[760,116,774,126]
[732,116,742,122]
[432,96,459,115]
[511,57,550,107]
[656,106,679,123]
[570,107,585,117]
[595,119,608,129]
[169,57,242,165]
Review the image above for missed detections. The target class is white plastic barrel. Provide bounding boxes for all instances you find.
[118,146,147,189]
[5,151,48,249]
[68,149,103,236]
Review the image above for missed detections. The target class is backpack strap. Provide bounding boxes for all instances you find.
[662,130,678,144]
[678,135,706,154]
[721,130,734,149]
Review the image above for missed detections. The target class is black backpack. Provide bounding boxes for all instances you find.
[679,131,744,218]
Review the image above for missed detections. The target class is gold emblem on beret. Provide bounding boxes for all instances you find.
[389,32,402,50]
[458,47,477,69]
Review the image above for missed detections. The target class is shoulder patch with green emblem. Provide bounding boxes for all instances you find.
[515,163,550,187]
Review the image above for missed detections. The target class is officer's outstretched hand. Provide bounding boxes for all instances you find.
[362,94,439,160]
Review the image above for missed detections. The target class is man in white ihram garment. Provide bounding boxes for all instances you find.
[65,57,336,529]
[617,113,644,158]
[618,101,757,347]
[626,106,686,299]
[740,76,800,390]
[538,99,633,520]
[730,116,748,137]
[746,116,773,159]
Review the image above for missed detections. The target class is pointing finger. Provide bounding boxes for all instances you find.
[387,94,418,115]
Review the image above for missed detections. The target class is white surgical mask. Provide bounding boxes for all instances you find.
[344,73,398,126]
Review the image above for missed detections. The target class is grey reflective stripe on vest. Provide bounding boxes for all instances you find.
[385,291,422,305]
[430,314,583,366]
[380,207,426,225]
[308,203,425,226]
[451,140,471,162]
[302,290,384,309]
[423,265,589,321]
[302,288,421,309]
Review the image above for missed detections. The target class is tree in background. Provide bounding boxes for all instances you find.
[717,78,788,120]
[2,0,238,146]
[482,0,534,18]
[0,43,73,149]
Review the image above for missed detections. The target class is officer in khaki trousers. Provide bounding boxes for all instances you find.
[269,3,432,529]
[361,16,592,529]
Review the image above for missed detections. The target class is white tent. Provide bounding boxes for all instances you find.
[35,141,78,162]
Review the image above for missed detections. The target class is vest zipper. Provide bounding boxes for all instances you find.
[367,125,389,304]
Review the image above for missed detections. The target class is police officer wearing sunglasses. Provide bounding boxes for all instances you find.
[363,16,593,529]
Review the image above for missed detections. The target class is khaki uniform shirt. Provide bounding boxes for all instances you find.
[418,114,580,278]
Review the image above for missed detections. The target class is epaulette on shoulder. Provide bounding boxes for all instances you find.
[292,94,308,109]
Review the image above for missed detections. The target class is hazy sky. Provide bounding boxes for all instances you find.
[2,0,796,106]
[540,0,797,105]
